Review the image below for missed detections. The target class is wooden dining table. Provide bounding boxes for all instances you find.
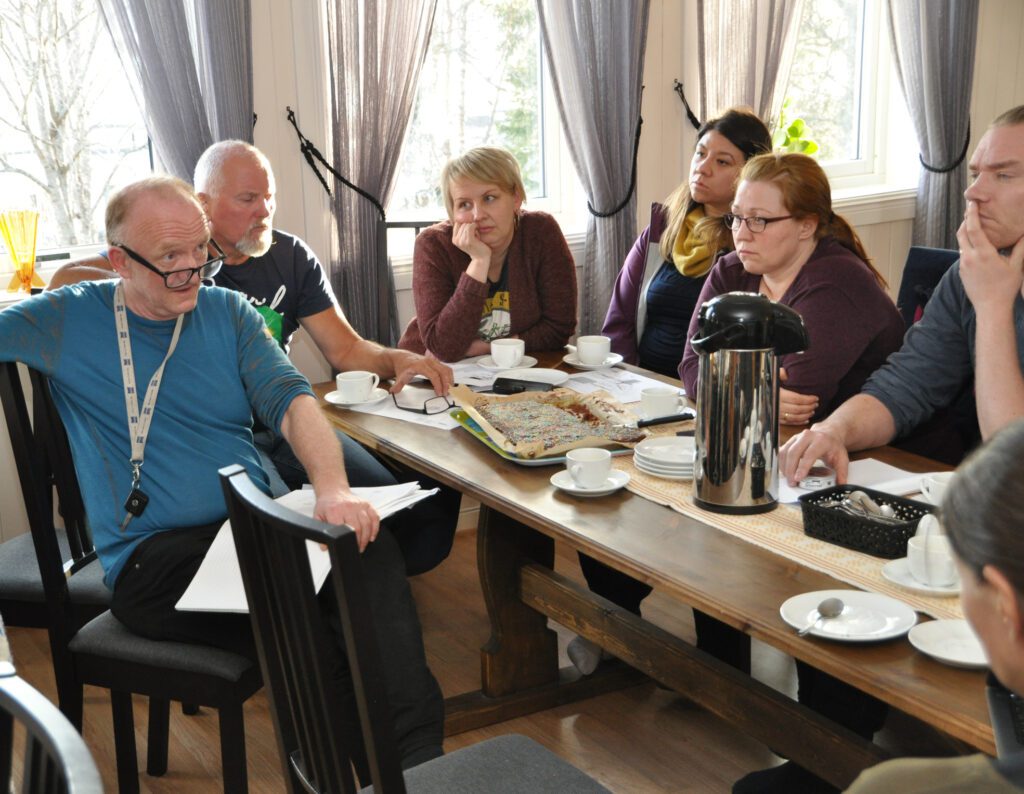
[313,357,992,790]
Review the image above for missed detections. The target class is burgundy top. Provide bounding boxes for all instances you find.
[397,210,577,361]
[679,237,905,420]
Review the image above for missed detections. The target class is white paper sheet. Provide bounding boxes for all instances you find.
[346,384,461,430]
[176,483,437,613]
[565,369,679,404]
[777,458,918,503]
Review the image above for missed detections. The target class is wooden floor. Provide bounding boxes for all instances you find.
[7,529,963,792]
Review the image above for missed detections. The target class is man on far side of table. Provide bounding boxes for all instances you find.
[780,105,1024,486]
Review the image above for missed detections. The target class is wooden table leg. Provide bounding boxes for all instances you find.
[477,505,559,697]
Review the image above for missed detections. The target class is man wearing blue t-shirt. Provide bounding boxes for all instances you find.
[2,177,444,775]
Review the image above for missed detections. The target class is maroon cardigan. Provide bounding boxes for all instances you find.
[397,211,577,361]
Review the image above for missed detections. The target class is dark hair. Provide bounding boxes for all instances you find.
[942,420,1024,597]
[738,152,888,289]
[659,107,772,261]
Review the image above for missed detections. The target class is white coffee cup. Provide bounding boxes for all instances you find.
[640,386,684,419]
[576,335,611,366]
[920,471,955,505]
[336,370,380,403]
[491,338,525,368]
[907,534,959,587]
[566,447,612,489]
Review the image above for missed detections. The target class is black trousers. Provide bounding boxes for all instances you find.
[111,521,445,780]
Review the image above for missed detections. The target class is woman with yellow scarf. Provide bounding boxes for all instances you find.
[602,108,772,377]
[570,109,772,678]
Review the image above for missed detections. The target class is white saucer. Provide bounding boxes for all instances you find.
[496,367,569,386]
[780,589,917,642]
[477,355,538,371]
[324,387,389,408]
[881,558,960,597]
[550,469,630,497]
[562,352,624,371]
[908,620,987,669]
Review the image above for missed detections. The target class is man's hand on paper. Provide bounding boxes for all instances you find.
[314,490,380,551]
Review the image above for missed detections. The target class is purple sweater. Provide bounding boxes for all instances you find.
[679,237,905,420]
[397,211,577,362]
[601,204,669,364]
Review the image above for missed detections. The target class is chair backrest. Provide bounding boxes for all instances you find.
[0,363,82,683]
[0,661,102,793]
[895,246,960,330]
[219,465,407,794]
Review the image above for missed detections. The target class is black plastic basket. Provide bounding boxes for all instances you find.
[798,484,936,559]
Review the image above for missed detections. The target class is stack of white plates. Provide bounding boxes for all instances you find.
[633,436,695,480]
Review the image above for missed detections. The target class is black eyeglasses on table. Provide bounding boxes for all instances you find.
[115,239,226,288]
[390,393,454,415]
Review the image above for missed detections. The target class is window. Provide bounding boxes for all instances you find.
[779,0,917,191]
[0,0,151,269]
[387,0,583,261]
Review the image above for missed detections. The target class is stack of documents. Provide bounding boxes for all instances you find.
[176,483,437,613]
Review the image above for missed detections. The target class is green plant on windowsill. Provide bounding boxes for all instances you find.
[773,100,819,155]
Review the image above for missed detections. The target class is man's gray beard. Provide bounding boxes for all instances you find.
[235,229,273,258]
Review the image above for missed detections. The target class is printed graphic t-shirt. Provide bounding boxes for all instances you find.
[212,230,335,351]
[478,265,511,341]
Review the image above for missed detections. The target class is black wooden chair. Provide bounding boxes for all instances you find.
[0,367,109,631]
[0,362,262,793]
[220,465,610,793]
[0,656,103,794]
[894,245,961,330]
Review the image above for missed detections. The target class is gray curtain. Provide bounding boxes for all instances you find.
[325,0,436,344]
[536,0,650,335]
[98,0,254,180]
[696,0,804,128]
[886,1,978,249]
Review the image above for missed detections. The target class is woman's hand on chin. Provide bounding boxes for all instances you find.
[453,221,492,279]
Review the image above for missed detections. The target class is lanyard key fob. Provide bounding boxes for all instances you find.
[123,489,149,518]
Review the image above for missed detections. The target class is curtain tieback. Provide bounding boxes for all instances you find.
[919,121,971,174]
[672,79,701,130]
[588,99,644,219]
[285,107,386,221]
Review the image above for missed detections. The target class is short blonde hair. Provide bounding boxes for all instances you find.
[105,176,202,245]
[441,146,525,220]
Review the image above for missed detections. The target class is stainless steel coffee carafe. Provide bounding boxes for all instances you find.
[689,292,808,514]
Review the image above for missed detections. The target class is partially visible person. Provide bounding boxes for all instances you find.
[846,421,1024,793]
[4,176,444,779]
[397,146,576,361]
[569,110,771,679]
[680,152,904,426]
[780,106,1024,487]
[602,108,772,377]
[51,140,461,577]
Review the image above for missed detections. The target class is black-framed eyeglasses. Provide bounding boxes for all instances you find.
[391,393,454,415]
[723,213,794,233]
[115,239,226,288]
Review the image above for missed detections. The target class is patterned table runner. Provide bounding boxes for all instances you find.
[613,432,962,620]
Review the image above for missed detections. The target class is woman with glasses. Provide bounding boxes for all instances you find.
[680,152,904,427]
[699,154,903,794]
[846,421,1024,793]
[602,108,771,377]
[397,146,576,362]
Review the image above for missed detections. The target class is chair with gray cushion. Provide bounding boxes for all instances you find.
[0,367,109,631]
[220,465,610,794]
[0,655,103,794]
[0,362,262,793]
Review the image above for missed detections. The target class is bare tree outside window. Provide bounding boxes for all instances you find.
[0,0,149,252]
[389,0,542,217]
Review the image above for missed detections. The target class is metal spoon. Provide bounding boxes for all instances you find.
[797,597,845,637]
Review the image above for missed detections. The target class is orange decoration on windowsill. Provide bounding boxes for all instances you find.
[0,210,45,292]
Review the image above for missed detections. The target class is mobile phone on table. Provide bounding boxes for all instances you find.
[492,377,554,395]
